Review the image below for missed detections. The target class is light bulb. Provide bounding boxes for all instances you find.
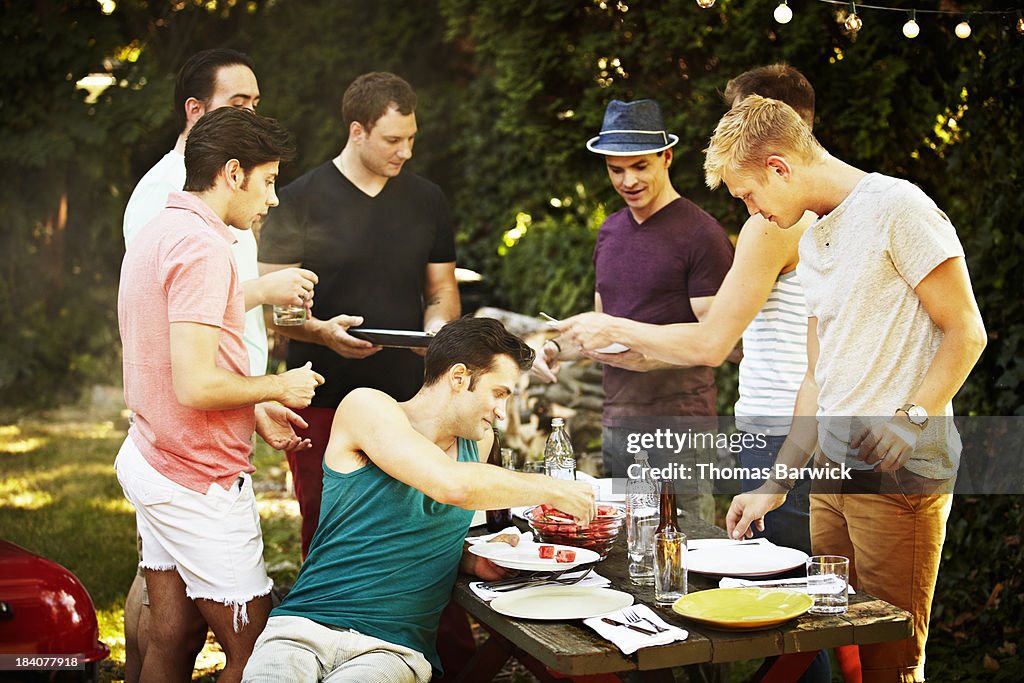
[1017,16,1024,35]
[955,20,971,39]
[902,19,920,39]
[774,2,793,24]
[696,0,716,8]
[844,12,862,33]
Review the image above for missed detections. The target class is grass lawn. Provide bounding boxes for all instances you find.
[0,392,300,682]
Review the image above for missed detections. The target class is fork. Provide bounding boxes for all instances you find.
[490,566,594,592]
[479,569,564,591]
[623,606,668,633]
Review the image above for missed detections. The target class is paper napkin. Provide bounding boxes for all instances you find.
[583,603,688,655]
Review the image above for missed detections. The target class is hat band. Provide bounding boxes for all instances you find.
[595,129,669,145]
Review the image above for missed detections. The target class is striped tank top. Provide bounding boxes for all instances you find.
[734,269,808,436]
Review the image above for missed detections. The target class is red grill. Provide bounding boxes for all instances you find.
[0,539,109,669]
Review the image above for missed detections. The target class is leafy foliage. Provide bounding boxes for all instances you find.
[1,0,1018,418]
[929,496,1024,680]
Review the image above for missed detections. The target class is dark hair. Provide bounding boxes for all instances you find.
[342,72,417,133]
[183,108,295,192]
[423,317,535,388]
[174,48,256,134]
[724,64,815,127]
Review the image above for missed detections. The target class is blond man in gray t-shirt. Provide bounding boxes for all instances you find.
[706,96,986,682]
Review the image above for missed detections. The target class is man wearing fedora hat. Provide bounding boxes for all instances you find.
[540,99,734,521]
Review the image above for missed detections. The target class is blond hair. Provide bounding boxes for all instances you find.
[704,94,824,190]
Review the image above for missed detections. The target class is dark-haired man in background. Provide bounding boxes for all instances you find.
[117,107,323,683]
[258,71,460,559]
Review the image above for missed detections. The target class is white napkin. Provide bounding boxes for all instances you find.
[687,537,773,551]
[719,576,856,594]
[465,527,533,545]
[469,569,610,602]
[583,603,688,655]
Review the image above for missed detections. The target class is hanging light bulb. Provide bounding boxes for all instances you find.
[1017,13,1024,35]
[774,1,793,25]
[696,0,716,8]
[955,19,972,39]
[844,3,862,33]
[902,11,920,39]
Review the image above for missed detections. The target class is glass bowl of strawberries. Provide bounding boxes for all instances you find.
[523,503,625,559]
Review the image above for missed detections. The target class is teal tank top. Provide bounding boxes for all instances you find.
[271,438,478,674]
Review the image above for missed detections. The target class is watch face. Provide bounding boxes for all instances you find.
[907,405,928,424]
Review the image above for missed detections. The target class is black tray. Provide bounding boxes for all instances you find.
[348,328,434,349]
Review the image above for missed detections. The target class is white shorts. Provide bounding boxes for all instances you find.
[114,436,272,627]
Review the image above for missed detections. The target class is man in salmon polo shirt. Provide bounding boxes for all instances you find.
[121,47,319,683]
[115,107,324,683]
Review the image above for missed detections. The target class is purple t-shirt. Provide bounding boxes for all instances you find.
[594,197,734,424]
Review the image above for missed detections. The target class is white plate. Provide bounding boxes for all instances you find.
[537,313,628,355]
[468,541,600,571]
[594,342,629,354]
[490,585,633,620]
[687,544,809,577]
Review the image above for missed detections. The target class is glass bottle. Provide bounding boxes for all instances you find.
[543,417,576,481]
[626,451,659,585]
[655,479,680,533]
[654,479,687,600]
[485,430,513,532]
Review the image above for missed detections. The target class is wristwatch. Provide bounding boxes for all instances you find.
[897,403,929,429]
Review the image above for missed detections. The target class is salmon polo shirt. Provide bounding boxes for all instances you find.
[118,191,255,493]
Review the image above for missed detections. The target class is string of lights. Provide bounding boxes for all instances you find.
[693,1,1024,38]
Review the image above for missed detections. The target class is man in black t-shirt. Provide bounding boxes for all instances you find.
[258,72,460,558]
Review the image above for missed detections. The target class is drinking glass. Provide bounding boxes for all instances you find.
[806,555,849,614]
[273,304,306,326]
[654,530,687,605]
[628,516,658,586]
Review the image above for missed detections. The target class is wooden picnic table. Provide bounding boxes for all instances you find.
[453,511,912,682]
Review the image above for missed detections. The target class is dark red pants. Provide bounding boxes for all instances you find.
[284,406,336,559]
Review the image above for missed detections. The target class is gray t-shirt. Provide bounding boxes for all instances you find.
[797,173,965,479]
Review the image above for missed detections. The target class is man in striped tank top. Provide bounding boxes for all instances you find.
[557,66,819,552]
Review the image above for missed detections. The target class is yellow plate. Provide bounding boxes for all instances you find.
[671,588,813,630]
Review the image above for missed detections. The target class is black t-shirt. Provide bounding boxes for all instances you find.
[259,161,456,407]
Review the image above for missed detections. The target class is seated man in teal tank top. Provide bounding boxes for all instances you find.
[242,317,596,683]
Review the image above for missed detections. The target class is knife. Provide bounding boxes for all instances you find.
[687,540,763,550]
[601,617,656,636]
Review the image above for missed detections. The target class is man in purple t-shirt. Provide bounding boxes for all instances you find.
[540,99,733,520]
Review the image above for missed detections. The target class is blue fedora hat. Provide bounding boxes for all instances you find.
[586,99,679,156]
